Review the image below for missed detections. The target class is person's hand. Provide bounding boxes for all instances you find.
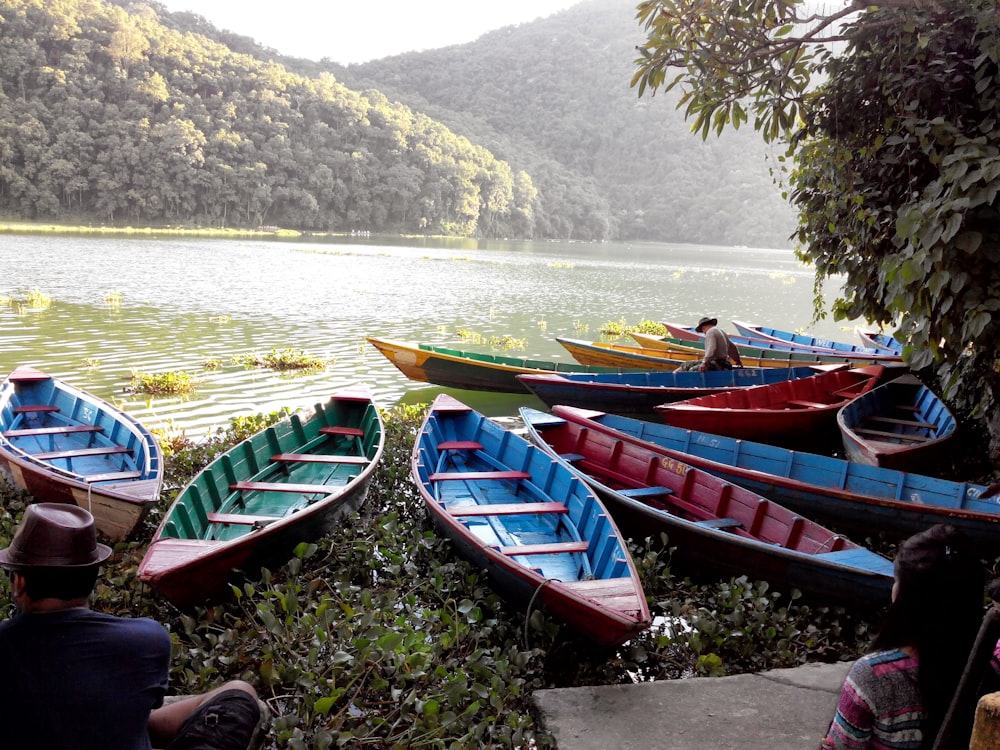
[698,362,707,373]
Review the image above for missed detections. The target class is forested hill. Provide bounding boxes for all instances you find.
[0,0,540,237]
[0,0,796,246]
[333,0,797,248]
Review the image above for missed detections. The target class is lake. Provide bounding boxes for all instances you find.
[0,233,858,436]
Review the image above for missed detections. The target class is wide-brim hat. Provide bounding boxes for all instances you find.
[695,316,718,333]
[0,503,111,570]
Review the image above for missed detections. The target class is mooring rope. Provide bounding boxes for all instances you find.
[525,577,558,650]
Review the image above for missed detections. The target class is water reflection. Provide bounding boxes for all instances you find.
[1,235,853,436]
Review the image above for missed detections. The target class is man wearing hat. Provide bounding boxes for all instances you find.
[0,503,263,749]
[680,316,743,371]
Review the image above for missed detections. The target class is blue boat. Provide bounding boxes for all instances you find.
[856,329,905,355]
[732,321,901,358]
[412,394,650,646]
[542,404,1000,556]
[515,365,831,418]
[660,323,889,358]
[520,407,894,610]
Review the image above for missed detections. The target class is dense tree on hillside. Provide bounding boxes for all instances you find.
[339,0,796,247]
[0,0,545,237]
[633,0,1000,463]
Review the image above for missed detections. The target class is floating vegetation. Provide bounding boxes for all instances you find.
[202,358,223,370]
[103,290,123,306]
[455,328,483,344]
[537,320,548,331]
[127,369,198,396]
[548,261,574,269]
[769,272,796,285]
[233,348,331,372]
[488,335,526,351]
[82,358,101,369]
[20,288,52,310]
[209,315,231,324]
[573,319,590,333]
[600,318,667,338]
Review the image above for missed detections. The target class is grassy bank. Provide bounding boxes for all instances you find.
[0,404,876,749]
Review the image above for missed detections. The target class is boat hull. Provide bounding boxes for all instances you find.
[368,337,642,393]
[520,408,893,609]
[0,366,163,541]
[413,394,649,646]
[138,386,384,608]
[549,406,1000,557]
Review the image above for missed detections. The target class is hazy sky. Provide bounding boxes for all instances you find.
[157,1,581,64]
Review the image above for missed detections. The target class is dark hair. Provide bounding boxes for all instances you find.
[872,524,984,745]
[19,565,99,601]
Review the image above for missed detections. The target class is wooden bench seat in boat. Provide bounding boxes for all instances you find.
[853,427,930,442]
[498,540,590,556]
[207,512,282,526]
[3,424,104,437]
[619,486,673,499]
[694,517,742,530]
[12,404,60,414]
[229,481,338,494]
[84,470,143,482]
[34,445,130,460]
[786,400,829,409]
[438,440,483,450]
[270,453,368,465]
[446,501,568,516]
[865,415,934,429]
[319,426,365,437]
[428,470,531,481]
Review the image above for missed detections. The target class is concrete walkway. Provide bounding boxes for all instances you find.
[532,661,852,750]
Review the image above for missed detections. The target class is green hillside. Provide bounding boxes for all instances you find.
[335,0,797,247]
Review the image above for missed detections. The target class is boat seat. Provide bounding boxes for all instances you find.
[3,425,104,437]
[694,517,742,530]
[428,470,531,481]
[84,470,143,482]
[438,440,483,450]
[853,427,930,442]
[230,481,337,494]
[786,400,828,409]
[12,404,60,414]
[34,445,130,460]
[270,453,368,465]
[865,415,934,429]
[619,486,673,498]
[207,512,282,526]
[446,501,568,516]
[319,426,365,437]
[498,540,590,556]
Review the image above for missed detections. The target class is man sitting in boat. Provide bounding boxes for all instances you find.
[680,316,743,372]
[0,503,265,750]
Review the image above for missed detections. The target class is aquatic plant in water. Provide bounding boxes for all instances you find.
[127,369,198,396]
[232,348,331,372]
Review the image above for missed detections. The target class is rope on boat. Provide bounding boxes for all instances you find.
[525,578,557,650]
[86,481,92,513]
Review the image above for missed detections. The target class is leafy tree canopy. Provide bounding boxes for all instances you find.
[633,0,1000,460]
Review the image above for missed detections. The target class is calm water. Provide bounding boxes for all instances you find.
[0,234,857,436]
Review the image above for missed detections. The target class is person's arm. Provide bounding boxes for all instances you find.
[822,662,875,750]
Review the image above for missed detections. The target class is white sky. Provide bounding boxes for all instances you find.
[157,1,581,64]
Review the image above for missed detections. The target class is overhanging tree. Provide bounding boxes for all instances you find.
[633,0,1000,464]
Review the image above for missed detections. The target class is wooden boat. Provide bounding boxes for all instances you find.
[413,394,650,646]
[138,386,384,608]
[660,323,891,358]
[367,337,644,394]
[556,336,874,370]
[631,332,899,364]
[544,405,1000,556]
[515,365,830,418]
[856,328,905,354]
[0,365,163,542]
[654,365,888,450]
[731,321,894,357]
[837,373,956,471]
[519,407,894,609]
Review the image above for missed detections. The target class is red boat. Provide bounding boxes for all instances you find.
[654,365,890,450]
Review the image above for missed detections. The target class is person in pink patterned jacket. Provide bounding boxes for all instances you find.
[821,524,985,750]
